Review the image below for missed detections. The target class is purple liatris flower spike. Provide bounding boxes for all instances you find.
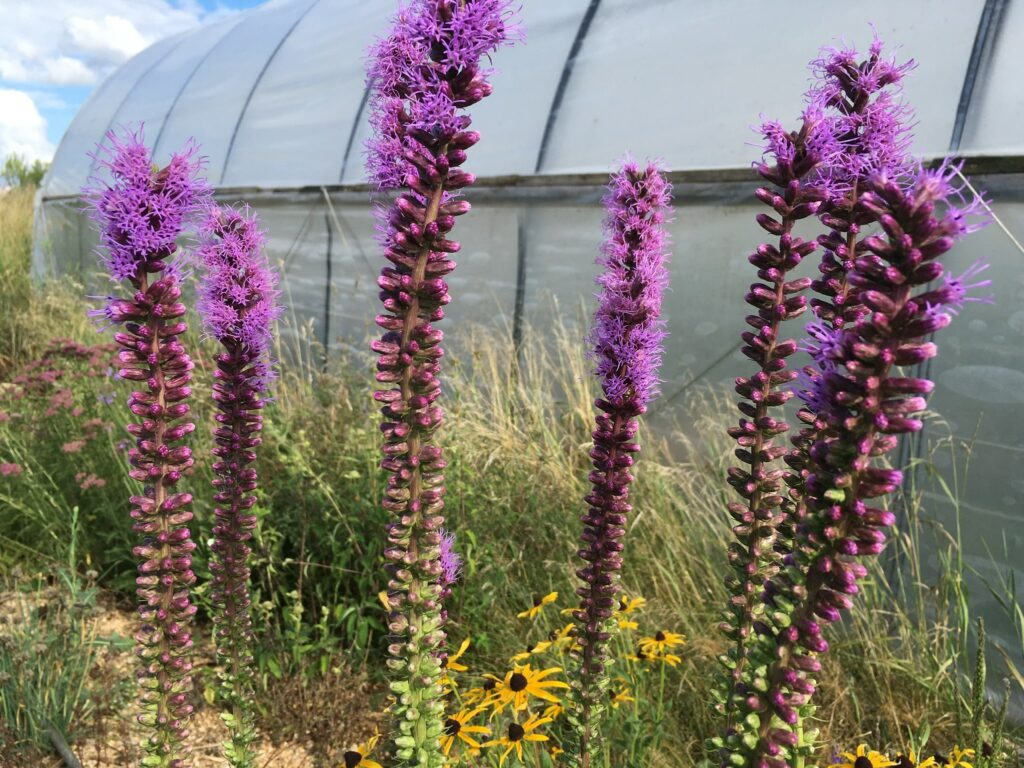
[808,36,915,330]
[84,127,210,768]
[366,2,518,765]
[713,109,832,756]
[738,163,989,768]
[776,44,918,680]
[89,129,209,284]
[196,204,281,768]
[568,161,670,768]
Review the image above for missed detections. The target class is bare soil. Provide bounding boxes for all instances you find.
[1,588,384,767]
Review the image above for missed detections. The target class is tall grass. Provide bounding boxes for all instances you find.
[0,187,92,372]
[0,190,1020,764]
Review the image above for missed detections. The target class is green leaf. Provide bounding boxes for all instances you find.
[266,656,282,679]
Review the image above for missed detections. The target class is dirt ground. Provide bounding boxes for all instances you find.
[2,588,382,768]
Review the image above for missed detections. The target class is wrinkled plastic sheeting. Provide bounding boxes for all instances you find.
[536,0,983,174]
[42,0,1005,198]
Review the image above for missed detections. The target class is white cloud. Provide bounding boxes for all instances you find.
[41,56,96,87]
[0,89,55,162]
[65,15,150,66]
[0,1,237,87]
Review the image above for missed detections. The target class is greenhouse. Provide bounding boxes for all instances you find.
[30,0,1024,723]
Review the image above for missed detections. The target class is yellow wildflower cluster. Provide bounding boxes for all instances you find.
[436,590,684,766]
[342,591,685,766]
[832,745,976,768]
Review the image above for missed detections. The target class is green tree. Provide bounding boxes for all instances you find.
[2,153,48,188]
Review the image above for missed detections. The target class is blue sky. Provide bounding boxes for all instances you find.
[0,0,269,163]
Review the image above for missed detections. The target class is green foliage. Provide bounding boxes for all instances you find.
[0,568,122,759]
[2,154,48,188]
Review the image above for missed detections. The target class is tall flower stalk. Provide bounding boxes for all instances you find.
[715,112,830,745]
[365,2,518,765]
[196,205,281,768]
[567,162,670,768]
[85,128,209,767]
[738,164,988,768]
[718,40,918,763]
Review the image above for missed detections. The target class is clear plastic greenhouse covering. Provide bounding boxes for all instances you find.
[33,0,1024,715]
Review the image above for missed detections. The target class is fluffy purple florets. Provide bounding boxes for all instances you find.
[365,0,520,190]
[588,161,672,408]
[759,106,839,173]
[806,36,915,194]
[438,529,462,588]
[196,205,282,391]
[86,127,209,283]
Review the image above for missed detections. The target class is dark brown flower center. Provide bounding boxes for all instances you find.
[897,755,915,768]
[655,631,666,642]
[343,751,362,768]
[445,718,461,737]
[533,595,543,607]
[509,672,528,692]
[483,678,497,691]
[855,756,873,768]
[635,647,647,660]
[508,723,525,742]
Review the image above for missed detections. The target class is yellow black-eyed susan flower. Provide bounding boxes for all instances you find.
[627,645,680,666]
[616,594,646,614]
[547,623,579,655]
[895,751,937,768]
[446,638,471,673]
[486,663,570,713]
[945,747,975,768]
[610,685,636,708]
[511,640,552,662]
[550,743,565,762]
[340,732,383,768]
[638,630,685,656]
[462,685,489,707]
[836,745,897,768]
[617,618,639,631]
[440,706,490,757]
[542,701,565,720]
[518,591,558,620]
[486,713,552,765]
